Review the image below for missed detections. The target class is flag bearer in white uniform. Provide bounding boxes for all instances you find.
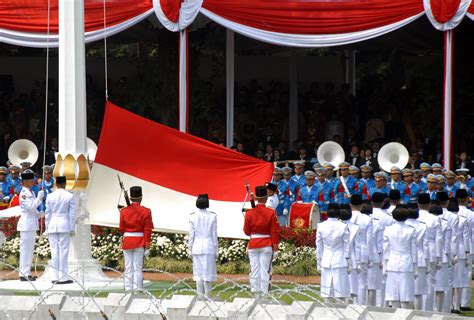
[316,204,351,302]
[349,194,372,305]
[189,194,218,299]
[45,176,76,284]
[17,170,44,281]
[417,193,440,311]
[405,205,429,310]
[456,189,474,312]
[339,204,360,303]
[383,206,417,309]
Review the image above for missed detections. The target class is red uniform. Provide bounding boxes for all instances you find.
[243,204,280,249]
[119,203,154,250]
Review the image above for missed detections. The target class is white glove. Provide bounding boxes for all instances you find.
[368,261,373,268]
[283,208,289,216]
[317,259,322,272]
[347,258,352,274]
[69,231,76,237]
[447,259,453,268]
[466,259,471,267]
[188,249,192,258]
[37,190,45,201]
[272,251,279,261]
[38,212,45,219]
[144,249,150,257]
[356,263,362,274]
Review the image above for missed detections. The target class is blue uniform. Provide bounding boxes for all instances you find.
[38,178,55,212]
[369,186,390,198]
[333,176,358,204]
[358,178,375,201]
[316,181,333,212]
[406,182,422,203]
[299,184,321,203]
[0,181,12,202]
[10,178,21,194]
[444,184,459,199]
[280,178,299,211]
[389,180,408,203]
[292,174,306,188]
[417,181,428,193]
[427,190,437,201]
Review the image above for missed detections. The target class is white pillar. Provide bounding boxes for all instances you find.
[179,29,188,132]
[289,50,298,149]
[226,29,235,148]
[442,30,454,170]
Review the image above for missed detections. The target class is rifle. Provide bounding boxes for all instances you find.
[117,174,131,209]
[241,181,256,214]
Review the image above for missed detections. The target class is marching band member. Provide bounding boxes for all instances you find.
[17,170,44,281]
[244,186,280,295]
[316,204,351,303]
[334,162,358,205]
[420,163,432,184]
[316,168,332,213]
[292,161,306,187]
[0,167,12,205]
[383,206,417,309]
[405,205,429,310]
[359,165,375,201]
[280,167,299,227]
[299,171,321,203]
[389,167,408,203]
[426,174,439,201]
[369,173,390,198]
[119,186,154,291]
[189,194,218,299]
[445,171,459,198]
[413,169,428,193]
[402,169,421,204]
[45,176,76,284]
[349,194,373,305]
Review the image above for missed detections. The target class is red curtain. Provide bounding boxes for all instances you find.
[202,0,424,34]
[0,0,152,33]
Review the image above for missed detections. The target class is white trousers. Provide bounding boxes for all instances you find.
[357,263,368,304]
[461,256,472,307]
[48,232,71,282]
[248,246,273,293]
[19,231,36,277]
[123,247,144,291]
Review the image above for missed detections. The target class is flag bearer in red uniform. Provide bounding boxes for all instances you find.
[243,186,280,295]
[119,186,154,291]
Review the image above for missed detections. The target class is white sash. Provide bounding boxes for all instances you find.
[340,176,351,197]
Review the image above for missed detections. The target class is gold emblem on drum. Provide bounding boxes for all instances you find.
[294,217,305,228]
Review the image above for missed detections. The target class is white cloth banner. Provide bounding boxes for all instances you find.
[424,0,472,31]
[0,9,153,48]
[153,0,202,32]
[443,30,454,170]
[200,8,424,47]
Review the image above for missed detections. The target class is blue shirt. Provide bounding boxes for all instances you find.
[299,184,322,203]
[292,174,306,188]
[358,178,375,200]
[280,178,299,212]
[369,186,390,198]
[0,181,12,201]
[406,182,422,203]
[316,181,333,212]
[333,176,358,204]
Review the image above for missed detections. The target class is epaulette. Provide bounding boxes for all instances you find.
[407,224,414,228]
[210,211,217,215]
[440,217,448,221]
[419,221,426,224]
[190,212,195,215]
[386,212,393,217]
[372,217,379,221]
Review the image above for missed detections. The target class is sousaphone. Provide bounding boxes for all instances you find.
[377,142,409,172]
[317,141,345,168]
[8,139,39,167]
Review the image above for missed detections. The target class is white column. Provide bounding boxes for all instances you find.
[226,29,235,148]
[442,30,454,170]
[179,29,188,132]
[289,50,298,149]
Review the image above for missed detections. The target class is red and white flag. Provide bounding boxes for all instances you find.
[86,101,273,238]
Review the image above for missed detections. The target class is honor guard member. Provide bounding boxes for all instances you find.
[403,169,421,204]
[389,167,408,202]
[316,204,351,303]
[444,171,458,198]
[437,191,458,313]
[292,161,306,187]
[456,189,474,311]
[243,186,280,295]
[359,165,375,201]
[420,163,432,183]
[265,182,279,210]
[369,172,390,198]
[383,206,417,309]
[8,165,22,194]
[299,171,321,203]
[119,186,154,291]
[349,166,361,181]
[340,204,360,302]
[334,162,358,205]
[316,168,332,213]
[426,174,438,201]
[17,170,45,281]
[429,204,451,312]
[280,167,298,226]
[417,193,441,311]
[405,205,429,310]
[188,194,218,299]
[387,190,401,214]
[0,167,12,205]
[432,163,444,176]
[45,176,76,284]
[414,169,428,193]
[350,194,373,305]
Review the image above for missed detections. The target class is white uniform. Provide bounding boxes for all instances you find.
[406,218,429,296]
[383,221,417,303]
[265,194,279,210]
[460,205,474,307]
[350,210,373,304]
[418,209,441,311]
[452,210,471,289]
[45,188,76,282]
[189,209,218,284]
[18,187,43,277]
[316,217,350,298]
[344,220,360,297]
[368,208,392,292]
[442,208,458,311]
[435,216,451,293]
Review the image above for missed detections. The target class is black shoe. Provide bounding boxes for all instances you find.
[52,280,58,284]
[460,307,472,311]
[19,276,28,281]
[56,280,73,285]
[27,276,36,281]
[451,309,462,314]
